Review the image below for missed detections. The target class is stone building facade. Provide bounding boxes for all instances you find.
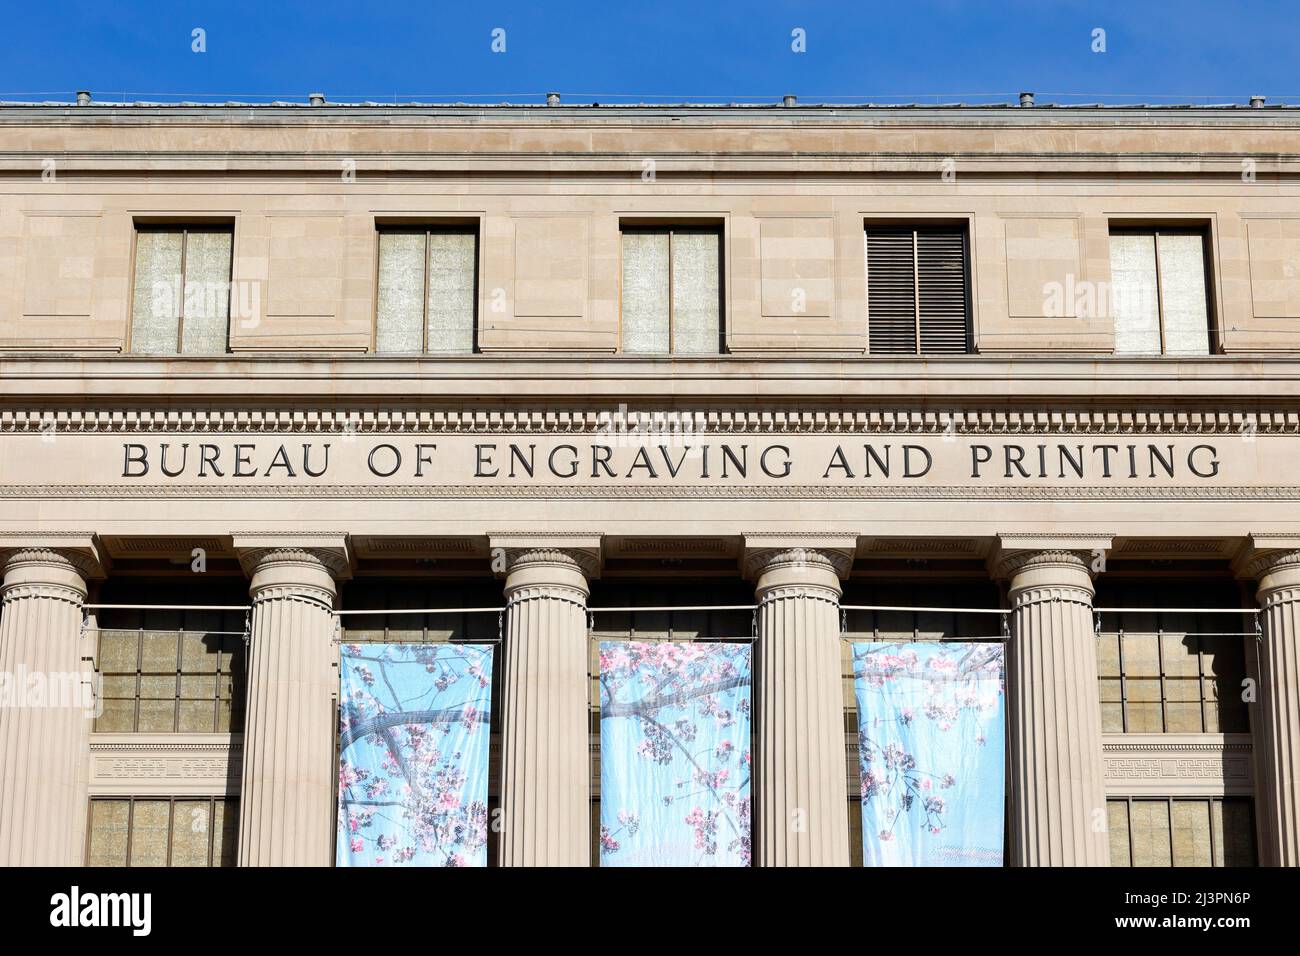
[0,98,1297,866]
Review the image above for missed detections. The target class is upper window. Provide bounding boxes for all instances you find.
[865,224,971,354]
[620,226,723,354]
[1095,581,1249,734]
[129,226,233,354]
[95,606,246,734]
[1109,227,1213,355]
[375,227,478,354]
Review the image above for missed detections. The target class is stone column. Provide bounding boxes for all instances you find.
[996,547,1109,867]
[0,543,100,865]
[495,544,597,867]
[234,538,348,867]
[746,543,853,867]
[1243,547,1300,866]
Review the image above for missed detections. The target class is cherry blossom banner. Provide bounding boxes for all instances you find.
[336,643,493,867]
[598,641,752,867]
[852,642,1005,866]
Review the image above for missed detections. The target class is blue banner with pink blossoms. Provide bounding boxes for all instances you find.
[598,641,752,867]
[852,642,1005,867]
[336,643,493,867]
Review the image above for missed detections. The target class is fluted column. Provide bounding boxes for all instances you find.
[0,547,97,865]
[497,547,595,866]
[236,545,346,867]
[1246,549,1300,866]
[748,546,853,867]
[998,549,1108,866]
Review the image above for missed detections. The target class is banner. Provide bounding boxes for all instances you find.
[336,642,493,867]
[852,642,1005,866]
[598,641,752,867]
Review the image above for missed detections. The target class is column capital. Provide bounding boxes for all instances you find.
[0,532,106,582]
[991,548,1098,604]
[743,540,853,601]
[232,534,350,606]
[490,534,601,600]
[1236,546,1300,603]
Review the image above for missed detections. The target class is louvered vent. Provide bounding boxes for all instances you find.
[866,226,970,354]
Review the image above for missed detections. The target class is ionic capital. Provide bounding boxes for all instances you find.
[0,535,104,603]
[744,544,853,601]
[232,534,350,607]
[1239,548,1300,605]
[993,549,1098,606]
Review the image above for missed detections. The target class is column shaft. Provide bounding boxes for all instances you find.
[1002,550,1108,866]
[1251,551,1300,866]
[752,548,851,867]
[0,549,93,866]
[498,549,592,866]
[237,549,339,867]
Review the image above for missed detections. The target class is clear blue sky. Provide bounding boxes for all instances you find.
[1,0,1297,106]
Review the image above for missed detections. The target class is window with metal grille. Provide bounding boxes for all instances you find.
[1107,797,1255,867]
[95,607,246,734]
[620,226,723,354]
[1109,227,1213,355]
[375,227,478,354]
[865,225,971,354]
[86,796,239,867]
[1094,580,1250,734]
[129,226,233,354]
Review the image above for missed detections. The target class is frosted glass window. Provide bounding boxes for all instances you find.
[1130,800,1173,867]
[87,798,239,867]
[1109,798,1256,867]
[1096,584,1250,735]
[95,607,245,734]
[1157,233,1212,355]
[621,231,670,354]
[130,227,232,354]
[670,230,722,353]
[376,232,425,352]
[621,227,722,354]
[129,230,183,354]
[426,231,477,353]
[375,228,477,354]
[1109,229,1211,355]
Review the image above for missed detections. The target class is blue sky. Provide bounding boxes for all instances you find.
[1,0,1297,105]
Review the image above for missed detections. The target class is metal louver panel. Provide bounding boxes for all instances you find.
[866,226,970,355]
[865,229,918,354]
[916,229,970,354]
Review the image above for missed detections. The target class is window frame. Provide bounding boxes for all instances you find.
[1106,795,1255,867]
[371,222,481,355]
[617,222,726,355]
[94,608,246,735]
[126,221,236,356]
[84,795,238,867]
[1096,606,1250,735]
[1108,222,1219,356]
[863,219,975,356]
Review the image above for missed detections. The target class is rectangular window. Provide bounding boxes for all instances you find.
[94,607,246,734]
[1107,797,1255,866]
[129,226,233,354]
[1109,228,1213,355]
[620,226,722,354]
[1096,602,1249,735]
[375,227,477,353]
[865,225,971,354]
[86,797,238,867]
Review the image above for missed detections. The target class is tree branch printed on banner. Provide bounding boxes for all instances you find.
[599,641,752,867]
[852,642,1006,867]
[337,643,493,867]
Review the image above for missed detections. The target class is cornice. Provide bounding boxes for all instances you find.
[2,405,1299,435]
